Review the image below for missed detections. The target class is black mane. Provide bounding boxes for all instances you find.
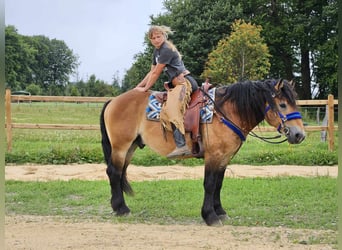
[215,79,297,128]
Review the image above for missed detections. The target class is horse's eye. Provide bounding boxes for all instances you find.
[279,103,287,109]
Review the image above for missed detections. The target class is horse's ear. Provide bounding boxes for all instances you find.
[289,79,295,88]
[274,79,284,91]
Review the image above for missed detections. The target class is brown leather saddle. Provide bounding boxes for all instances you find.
[153,79,213,158]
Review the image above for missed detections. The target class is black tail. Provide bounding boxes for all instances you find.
[100,100,133,195]
[100,100,112,166]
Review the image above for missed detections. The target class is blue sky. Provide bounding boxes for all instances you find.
[5,0,165,83]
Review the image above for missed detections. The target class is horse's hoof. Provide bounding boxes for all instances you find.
[218,214,229,222]
[209,219,223,227]
[114,206,131,216]
[204,215,223,227]
[115,211,131,217]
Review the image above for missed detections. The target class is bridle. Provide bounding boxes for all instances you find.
[249,81,303,143]
[201,85,303,144]
[264,105,303,135]
[248,105,303,144]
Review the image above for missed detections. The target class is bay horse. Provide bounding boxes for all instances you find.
[100,79,305,226]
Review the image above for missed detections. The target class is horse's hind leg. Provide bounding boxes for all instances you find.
[107,141,139,216]
[106,159,130,215]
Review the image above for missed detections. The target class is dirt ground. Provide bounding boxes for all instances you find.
[5,164,337,250]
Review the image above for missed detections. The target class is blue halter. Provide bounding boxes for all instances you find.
[264,105,302,133]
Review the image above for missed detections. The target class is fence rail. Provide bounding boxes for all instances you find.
[5,89,338,152]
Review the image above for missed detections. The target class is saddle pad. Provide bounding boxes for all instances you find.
[146,88,215,123]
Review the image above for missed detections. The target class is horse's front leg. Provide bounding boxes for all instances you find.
[214,168,228,221]
[201,168,222,226]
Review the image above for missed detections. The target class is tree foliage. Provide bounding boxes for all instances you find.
[5,25,79,95]
[202,20,270,83]
[120,0,243,90]
[65,74,115,97]
[160,0,243,81]
[232,0,337,99]
[28,36,78,90]
[5,25,36,90]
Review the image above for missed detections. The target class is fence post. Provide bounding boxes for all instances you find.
[320,106,327,142]
[327,94,334,151]
[5,89,12,152]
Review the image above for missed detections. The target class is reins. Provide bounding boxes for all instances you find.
[248,131,287,144]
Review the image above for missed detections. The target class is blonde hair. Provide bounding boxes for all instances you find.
[148,25,181,58]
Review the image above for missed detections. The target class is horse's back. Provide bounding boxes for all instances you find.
[105,90,149,116]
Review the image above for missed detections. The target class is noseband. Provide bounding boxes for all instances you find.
[264,105,302,135]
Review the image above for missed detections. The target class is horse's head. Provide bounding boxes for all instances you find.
[264,79,305,144]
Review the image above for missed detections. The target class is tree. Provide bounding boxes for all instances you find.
[124,0,273,85]
[5,26,36,90]
[86,74,114,97]
[112,71,123,96]
[312,36,338,99]
[121,0,243,87]
[5,26,79,95]
[309,0,338,99]
[27,36,79,93]
[202,20,270,83]
[25,83,41,95]
[69,85,80,96]
[74,80,87,96]
[49,39,78,86]
[241,0,297,80]
[288,0,335,99]
[243,0,337,99]
[154,0,243,80]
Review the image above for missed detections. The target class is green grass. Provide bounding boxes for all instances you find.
[10,102,103,124]
[5,177,337,230]
[5,102,338,165]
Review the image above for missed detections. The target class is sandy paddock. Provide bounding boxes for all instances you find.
[5,164,337,249]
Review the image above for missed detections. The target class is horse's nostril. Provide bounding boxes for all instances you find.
[296,133,305,143]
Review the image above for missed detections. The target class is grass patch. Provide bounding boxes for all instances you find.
[5,177,337,230]
[5,129,337,166]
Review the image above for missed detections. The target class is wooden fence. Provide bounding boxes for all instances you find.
[5,89,338,152]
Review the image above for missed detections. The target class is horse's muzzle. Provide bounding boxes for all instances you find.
[286,126,305,144]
